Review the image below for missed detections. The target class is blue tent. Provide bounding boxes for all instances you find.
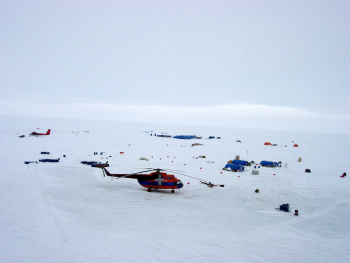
[260,160,279,167]
[173,135,196,140]
[231,159,249,166]
[224,163,244,172]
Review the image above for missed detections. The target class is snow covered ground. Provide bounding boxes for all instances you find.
[1,115,349,263]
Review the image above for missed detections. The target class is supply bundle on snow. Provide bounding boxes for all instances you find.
[81,161,99,166]
[260,160,279,167]
[91,162,109,168]
[24,161,38,164]
[39,158,60,163]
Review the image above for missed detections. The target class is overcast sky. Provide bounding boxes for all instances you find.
[1,0,349,133]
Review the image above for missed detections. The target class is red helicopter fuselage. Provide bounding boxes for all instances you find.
[103,168,183,192]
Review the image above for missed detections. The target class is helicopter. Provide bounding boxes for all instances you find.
[102,167,184,193]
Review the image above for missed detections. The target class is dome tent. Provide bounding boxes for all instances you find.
[231,159,249,166]
[224,163,244,172]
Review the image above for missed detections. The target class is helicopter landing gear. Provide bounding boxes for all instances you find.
[171,189,174,193]
[148,188,151,192]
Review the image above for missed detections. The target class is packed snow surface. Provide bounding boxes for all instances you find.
[1,115,349,263]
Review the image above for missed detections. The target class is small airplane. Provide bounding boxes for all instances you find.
[30,129,51,136]
[102,167,184,193]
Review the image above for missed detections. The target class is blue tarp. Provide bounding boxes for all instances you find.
[260,160,279,167]
[231,159,249,166]
[224,163,244,171]
[173,135,196,140]
[81,161,98,165]
[39,158,60,163]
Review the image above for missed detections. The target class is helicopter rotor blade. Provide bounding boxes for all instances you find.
[157,168,185,173]
[104,166,225,188]
[134,168,186,176]
[131,168,207,182]
[158,168,187,175]
[135,168,165,172]
[107,168,159,180]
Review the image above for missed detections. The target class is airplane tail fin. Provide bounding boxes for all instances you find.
[46,129,51,135]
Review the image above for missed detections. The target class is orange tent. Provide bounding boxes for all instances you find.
[264,142,272,145]
[293,144,299,147]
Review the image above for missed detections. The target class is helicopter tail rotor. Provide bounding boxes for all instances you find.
[101,162,108,177]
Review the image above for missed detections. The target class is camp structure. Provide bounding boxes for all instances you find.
[223,163,244,172]
[157,134,172,138]
[173,135,197,140]
[259,160,280,167]
[264,142,272,145]
[230,159,249,166]
[293,144,299,147]
[208,136,221,139]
